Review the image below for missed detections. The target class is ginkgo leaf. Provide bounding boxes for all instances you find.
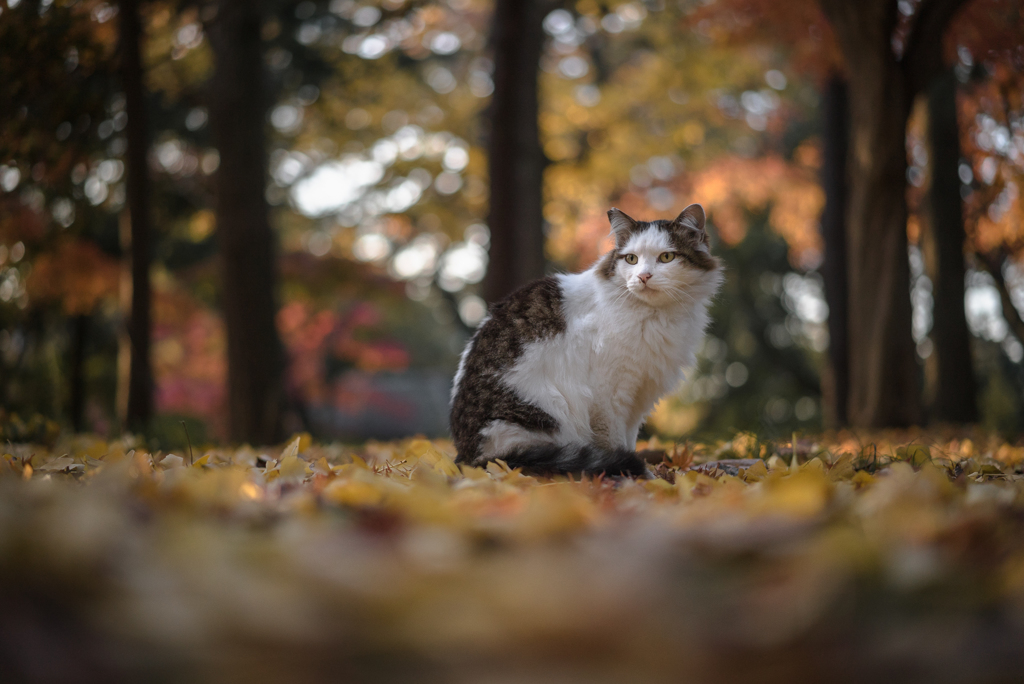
[322,478,384,507]
[278,455,309,480]
[1,427,1022,679]
[280,436,302,464]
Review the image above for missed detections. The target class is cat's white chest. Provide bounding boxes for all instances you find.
[586,305,688,405]
[499,270,710,450]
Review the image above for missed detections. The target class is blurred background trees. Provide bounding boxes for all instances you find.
[0,0,1022,447]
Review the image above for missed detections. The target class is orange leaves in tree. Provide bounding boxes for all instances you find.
[690,154,824,268]
[685,0,842,82]
[26,238,119,315]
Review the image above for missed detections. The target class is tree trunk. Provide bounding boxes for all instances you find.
[68,314,89,432]
[927,67,978,423]
[207,0,285,444]
[120,0,153,431]
[483,0,548,304]
[819,74,849,427]
[819,0,921,427]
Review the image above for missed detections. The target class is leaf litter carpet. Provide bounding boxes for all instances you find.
[3,432,1024,684]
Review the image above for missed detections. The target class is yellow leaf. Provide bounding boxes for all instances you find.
[740,459,768,482]
[459,464,489,480]
[36,456,74,472]
[129,451,152,478]
[407,439,460,477]
[516,484,593,537]
[322,478,384,507]
[85,441,109,460]
[312,457,332,476]
[279,455,309,480]
[291,432,313,453]
[851,470,875,487]
[801,457,826,474]
[488,460,513,477]
[411,462,449,487]
[160,454,184,469]
[191,454,211,468]
[896,444,931,467]
[827,453,856,482]
[280,436,301,463]
[643,477,676,496]
[763,469,829,517]
[432,454,460,478]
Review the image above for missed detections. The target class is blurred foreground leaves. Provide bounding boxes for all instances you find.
[4,431,1024,683]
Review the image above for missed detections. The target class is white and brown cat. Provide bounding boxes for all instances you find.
[450,204,722,476]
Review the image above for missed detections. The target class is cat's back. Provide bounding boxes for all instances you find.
[486,276,565,343]
[450,277,568,460]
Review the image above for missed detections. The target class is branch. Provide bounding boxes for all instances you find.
[978,250,1024,345]
[903,0,970,95]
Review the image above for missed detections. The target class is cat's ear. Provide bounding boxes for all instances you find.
[607,208,638,239]
[673,204,707,244]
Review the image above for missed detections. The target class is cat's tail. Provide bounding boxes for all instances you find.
[496,444,649,477]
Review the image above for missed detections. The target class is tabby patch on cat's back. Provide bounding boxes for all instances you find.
[450,203,723,477]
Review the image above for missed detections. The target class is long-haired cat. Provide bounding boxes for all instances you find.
[450,204,722,476]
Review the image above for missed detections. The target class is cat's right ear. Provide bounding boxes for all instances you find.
[607,208,638,239]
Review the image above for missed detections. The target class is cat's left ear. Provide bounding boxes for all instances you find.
[673,204,708,245]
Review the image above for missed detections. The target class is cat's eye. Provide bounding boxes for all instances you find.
[658,252,676,263]
[623,254,638,265]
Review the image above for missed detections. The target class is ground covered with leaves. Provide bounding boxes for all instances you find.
[4,432,1024,683]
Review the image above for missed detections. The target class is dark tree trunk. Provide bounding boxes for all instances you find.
[207,0,285,445]
[927,67,978,423]
[820,74,850,427]
[819,0,920,427]
[483,0,548,304]
[120,0,153,431]
[68,314,89,432]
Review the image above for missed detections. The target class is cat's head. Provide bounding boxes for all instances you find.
[599,204,722,306]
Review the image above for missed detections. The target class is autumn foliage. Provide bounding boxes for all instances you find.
[4,432,1024,680]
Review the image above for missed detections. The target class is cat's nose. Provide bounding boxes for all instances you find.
[638,273,653,284]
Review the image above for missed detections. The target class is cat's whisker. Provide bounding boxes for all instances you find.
[666,286,698,307]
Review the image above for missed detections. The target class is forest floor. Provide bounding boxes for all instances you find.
[3,430,1024,683]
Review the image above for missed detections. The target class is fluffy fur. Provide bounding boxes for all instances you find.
[450,204,722,476]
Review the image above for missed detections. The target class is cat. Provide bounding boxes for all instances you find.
[449,204,722,476]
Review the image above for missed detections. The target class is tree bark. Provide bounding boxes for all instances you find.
[207,0,285,444]
[819,0,921,427]
[120,0,153,431]
[68,314,89,432]
[483,0,548,304]
[819,74,850,427]
[926,67,978,423]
